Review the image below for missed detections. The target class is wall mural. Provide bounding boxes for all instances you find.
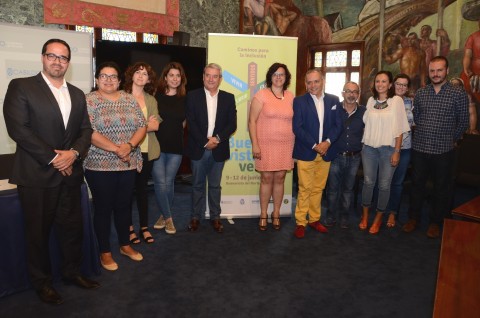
[239,0,477,107]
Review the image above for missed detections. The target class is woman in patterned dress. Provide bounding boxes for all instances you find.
[248,63,294,231]
[84,62,147,271]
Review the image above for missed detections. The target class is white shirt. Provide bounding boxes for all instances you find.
[205,87,219,138]
[310,92,325,147]
[41,72,72,127]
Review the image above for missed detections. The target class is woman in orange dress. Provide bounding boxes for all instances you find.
[248,62,294,231]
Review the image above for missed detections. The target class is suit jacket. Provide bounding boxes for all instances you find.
[185,88,237,161]
[292,92,341,162]
[3,72,92,187]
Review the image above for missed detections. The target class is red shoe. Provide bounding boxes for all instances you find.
[294,225,305,238]
[308,221,328,233]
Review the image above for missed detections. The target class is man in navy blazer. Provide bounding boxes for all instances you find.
[292,68,341,238]
[185,63,237,233]
[3,39,97,304]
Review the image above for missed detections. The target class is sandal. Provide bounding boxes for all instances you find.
[140,227,154,244]
[271,212,281,230]
[259,215,268,231]
[129,229,140,244]
[387,213,396,228]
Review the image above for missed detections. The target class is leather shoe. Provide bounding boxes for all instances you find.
[402,219,417,233]
[63,275,100,289]
[188,218,200,232]
[426,224,440,238]
[294,225,305,238]
[36,286,63,305]
[211,219,224,233]
[308,221,328,233]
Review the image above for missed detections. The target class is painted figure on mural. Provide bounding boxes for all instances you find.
[243,0,298,36]
[383,32,426,90]
[419,25,450,69]
[461,0,480,132]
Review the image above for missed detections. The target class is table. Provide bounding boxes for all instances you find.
[452,195,480,222]
[0,183,100,298]
[433,219,480,318]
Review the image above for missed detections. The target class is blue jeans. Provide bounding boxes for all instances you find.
[326,153,361,222]
[152,152,183,219]
[409,149,455,225]
[386,148,411,214]
[361,145,397,212]
[190,150,225,220]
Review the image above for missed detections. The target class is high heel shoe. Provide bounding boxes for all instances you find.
[271,212,281,230]
[359,207,369,230]
[369,212,384,235]
[259,215,268,231]
[386,213,396,228]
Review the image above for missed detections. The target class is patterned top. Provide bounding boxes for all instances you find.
[253,88,295,171]
[401,97,414,149]
[412,82,469,154]
[84,90,147,172]
[363,95,410,148]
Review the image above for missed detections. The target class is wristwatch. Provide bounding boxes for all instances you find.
[127,142,136,152]
[70,148,80,159]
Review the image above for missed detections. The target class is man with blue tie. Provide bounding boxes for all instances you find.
[292,68,341,238]
[185,63,237,233]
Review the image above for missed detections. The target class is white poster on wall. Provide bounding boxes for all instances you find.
[0,22,93,155]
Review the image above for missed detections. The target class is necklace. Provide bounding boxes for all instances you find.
[270,88,284,100]
[374,99,388,110]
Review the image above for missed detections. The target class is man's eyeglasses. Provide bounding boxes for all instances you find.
[98,74,119,81]
[43,53,69,64]
[343,90,359,94]
[395,82,408,88]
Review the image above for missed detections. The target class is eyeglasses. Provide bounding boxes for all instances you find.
[43,53,69,64]
[395,82,408,88]
[343,90,359,94]
[98,74,119,81]
[273,73,286,78]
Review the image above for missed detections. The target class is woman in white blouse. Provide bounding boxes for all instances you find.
[360,71,410,234]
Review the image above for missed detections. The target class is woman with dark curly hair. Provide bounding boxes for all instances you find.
[124,62,161,244]
[248,62,294,231]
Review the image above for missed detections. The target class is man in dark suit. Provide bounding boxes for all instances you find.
[3,39,98,305]
[292,68,341,238]
[185,63,237,233]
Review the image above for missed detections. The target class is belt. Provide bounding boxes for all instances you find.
[339,151,361,157]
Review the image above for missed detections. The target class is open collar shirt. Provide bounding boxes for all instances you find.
[412,81,469,154]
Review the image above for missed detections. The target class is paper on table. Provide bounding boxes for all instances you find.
[0,179,17,191]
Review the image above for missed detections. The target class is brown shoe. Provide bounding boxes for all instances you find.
[211,219,224,233]
[188,219,200,232]
[402,219,417,233]
[426,224,440,238]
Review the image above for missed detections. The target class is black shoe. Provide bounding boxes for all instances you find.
[36,286,64,305]
[63,275,100,289]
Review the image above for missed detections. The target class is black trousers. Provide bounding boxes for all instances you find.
[133,153,154,228]
[17,183,83,290]
[409,149,455,225]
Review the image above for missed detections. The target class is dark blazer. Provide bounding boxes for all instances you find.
[3,72,92,187]
[292,92,341,162]
[185,88,237,161]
